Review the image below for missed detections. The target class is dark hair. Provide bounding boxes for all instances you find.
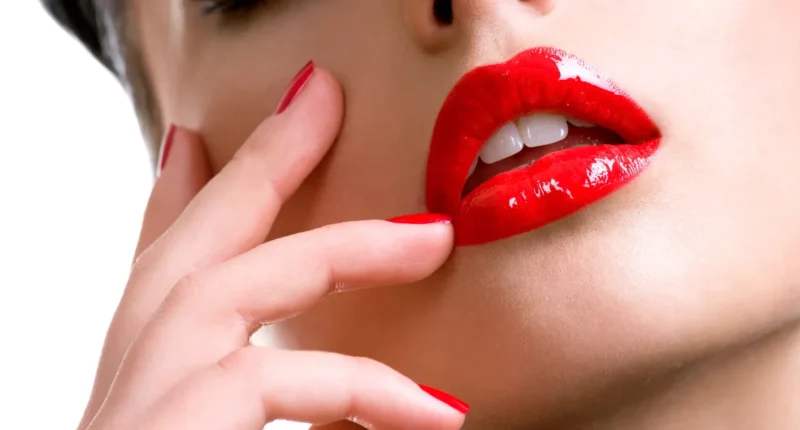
[42,0,164,166]
[42,0,116,74]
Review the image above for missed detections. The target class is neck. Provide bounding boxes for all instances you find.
[588,321,800,430]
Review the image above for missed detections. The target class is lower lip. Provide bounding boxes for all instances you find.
[454,139,660,246]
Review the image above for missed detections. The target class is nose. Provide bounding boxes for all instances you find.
[403,0,554,52]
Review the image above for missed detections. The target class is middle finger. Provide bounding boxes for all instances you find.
[113,217,453,411]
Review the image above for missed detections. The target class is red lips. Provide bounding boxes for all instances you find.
[426,48,661,246]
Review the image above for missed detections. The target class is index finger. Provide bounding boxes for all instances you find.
[138,61,342,275]
[127,61,342,317]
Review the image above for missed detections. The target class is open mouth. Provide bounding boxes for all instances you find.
[426,48,661,246]
[462,115,625,198]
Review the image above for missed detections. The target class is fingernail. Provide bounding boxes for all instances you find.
[275,60,315,114]
[419,384,470,414]
[388,213,452,225]
[156,124,177,177]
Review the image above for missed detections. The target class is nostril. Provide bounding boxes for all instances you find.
[433,0,454,25]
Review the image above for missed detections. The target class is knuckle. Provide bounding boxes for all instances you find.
[314,221,359,240]
[229,145,288,206]
[230,140,265,168]
[231,120,279,161]
[345,355,386,382]
[218,346,270,376]
[230,127,281,176]
[308,224,345,256]
[314,222,340,237]
[164,271,205,309]
[130,246,158,278]
[313,221,372,251]
[336,355,392,412]
[290,227,335,267]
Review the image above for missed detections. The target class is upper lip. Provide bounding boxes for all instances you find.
[426,47,661,216]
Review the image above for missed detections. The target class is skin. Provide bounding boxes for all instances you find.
[91,0,800,428]
[80,73,467,430]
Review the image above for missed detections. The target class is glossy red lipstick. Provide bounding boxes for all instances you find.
[426,48,661,246]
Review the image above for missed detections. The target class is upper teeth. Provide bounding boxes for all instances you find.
[520,113,569,150]
[476,114,596,165]
[478,122,525,164]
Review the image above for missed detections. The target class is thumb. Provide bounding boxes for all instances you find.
[135,125,212,258]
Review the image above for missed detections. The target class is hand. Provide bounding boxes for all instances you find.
[78,64,468,430]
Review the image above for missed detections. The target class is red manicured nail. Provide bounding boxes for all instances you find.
[156,124,177,177]
[275,60,315,114]
[419,384,470,414]
[388,213,452,225]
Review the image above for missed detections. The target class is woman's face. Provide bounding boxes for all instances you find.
[134,0,800,427]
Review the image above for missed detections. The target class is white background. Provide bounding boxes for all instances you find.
[0,3,304,429]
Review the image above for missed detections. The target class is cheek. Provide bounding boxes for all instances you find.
[268,56,460,234]
[174,0,419,172]
[176,47,296,171]
[178,4,458,234]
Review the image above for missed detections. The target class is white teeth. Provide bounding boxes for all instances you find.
[479,122,525,164]
[519,113,569,148]
[470,113,584,170]
[566,116,596,128]
[467,158,478,177]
